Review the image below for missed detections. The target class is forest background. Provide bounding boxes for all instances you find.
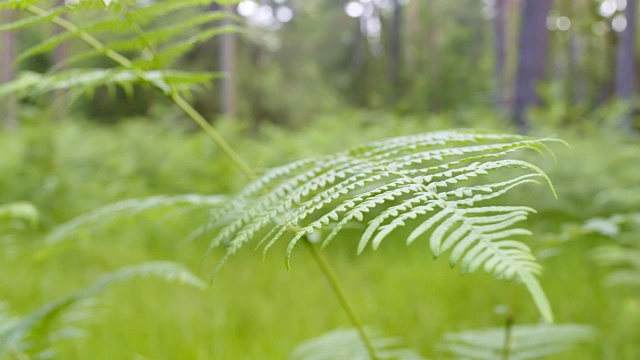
[1,0,639,359]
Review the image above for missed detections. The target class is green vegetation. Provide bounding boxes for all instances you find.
[1,0,639,359]
[2,118,639,359]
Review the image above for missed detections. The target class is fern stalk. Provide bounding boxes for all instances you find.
[305,240,378,360]
[502,311,514,360]
[17,3,380,358]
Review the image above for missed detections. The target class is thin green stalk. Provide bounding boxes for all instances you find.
[170,93,255,180]
[24,5,380,358]
[305,240,378,360]
[502,311,514,360]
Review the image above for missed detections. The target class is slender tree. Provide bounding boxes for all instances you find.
[389,0,402,91]
[405,0,420,73]
[615,0,637,129]
[53,0,69,119]
[513,0,553,132]
[494,0,508,109]
[219,5,237,119]
[1,8,18,129]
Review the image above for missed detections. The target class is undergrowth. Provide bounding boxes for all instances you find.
[1,1,640,359]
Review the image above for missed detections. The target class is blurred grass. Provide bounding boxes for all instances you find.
[1,110,639,359]
[2,229,634,359]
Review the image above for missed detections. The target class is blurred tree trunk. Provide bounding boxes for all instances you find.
[615,0,637,129]
[427,0,441,111]
[569,34,582,104]
[389,0,402,91]
[1,9,18,129]
[219,5,237,119]
[405,0,420,73]
[493,0,508,109]
[513,0,553,132]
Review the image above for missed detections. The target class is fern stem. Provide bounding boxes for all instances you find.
[24,5,378,356]
[304,241,379,360]
[26,5,133,68]
[170,93,256,180]
[502,311,514,360]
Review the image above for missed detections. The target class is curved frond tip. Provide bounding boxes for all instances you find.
[205,130,560,321]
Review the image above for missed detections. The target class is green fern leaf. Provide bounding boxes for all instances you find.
[0,68,218,99]
[45,194,226,246]
[205,130,562,322]
[439,323,597,360]
[1,0,238,100]
[290,328,426,360]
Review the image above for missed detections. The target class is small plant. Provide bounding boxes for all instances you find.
[438,323,596,360]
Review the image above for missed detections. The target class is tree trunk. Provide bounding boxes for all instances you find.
[219,6,237,119]
[512,0,553,132]
[494,0,508,109]
[389,0,402,90]
[405,0,420,73]
[615,0,637,129]
[1,9,18,129]
[427,0,441,112]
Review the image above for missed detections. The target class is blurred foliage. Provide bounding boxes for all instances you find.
[1,0,640,358]
[0,108,639,358]
[6,0,638,127]
[0,262,205,360]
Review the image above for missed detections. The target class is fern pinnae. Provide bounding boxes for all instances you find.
[354,131,524,159]
[210,158,384,256]
[364,173,540,252]
[0,8,61,31]
[137,25,238,69]
[263,148,509,251]
[266,137,539,216]
[371,139,543,168]
[296,176,420,251]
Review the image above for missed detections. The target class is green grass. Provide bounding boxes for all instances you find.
[1,223,637,359]
[2,113,640,359]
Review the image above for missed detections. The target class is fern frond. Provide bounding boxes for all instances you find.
[290,328,426,360]
[0,261,205,358]
[0,68,218,99]
[1,0,238,101]
[44,194,226,245]
[206,130,561,321]
[439,323,597,360]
